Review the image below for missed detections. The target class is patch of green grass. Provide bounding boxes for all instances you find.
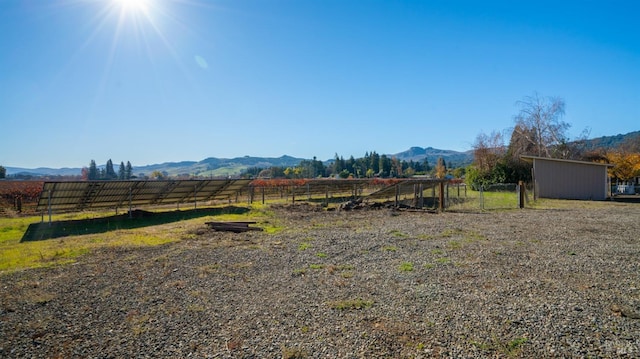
[399,262,414,272]
[389,229,409,238]
[424,263,435,269]
[298,242,311,251]
[309,264,324,270]
[328,298,374,310]
[0,205,267,273]
[506,337,527,353]
[315,252,327,258]
[441,228,464,237]
[470,337,527,356]
[292,268,307,276]
[383,245,397,252]
[436,257,451,265]
[430,248,444,255]
[447,240,462,250]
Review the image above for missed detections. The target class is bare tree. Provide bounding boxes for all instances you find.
[512,93,569,158]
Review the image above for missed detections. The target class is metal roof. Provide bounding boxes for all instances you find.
[520,155,614,167]
[36,179,252,212]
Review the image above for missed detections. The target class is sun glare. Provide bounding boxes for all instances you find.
[113,0,150,14]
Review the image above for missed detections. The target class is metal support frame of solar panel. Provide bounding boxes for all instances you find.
[36,179,252,213]
[367,179,445,200]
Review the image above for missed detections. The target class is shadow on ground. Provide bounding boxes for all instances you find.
[21,206,250,242]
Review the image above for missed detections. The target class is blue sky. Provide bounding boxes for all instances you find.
[1,0,639,168]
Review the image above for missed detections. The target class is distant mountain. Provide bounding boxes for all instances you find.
[4,167,81,177]
[5,155,305,178]
[581,131,640,151]
[134,155,305,177]
[392,146,474,168]
[4,131,638,178]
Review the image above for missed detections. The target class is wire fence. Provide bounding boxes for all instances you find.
[446,183,533,212]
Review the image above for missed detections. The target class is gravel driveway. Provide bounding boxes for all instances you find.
[1,202,639,358]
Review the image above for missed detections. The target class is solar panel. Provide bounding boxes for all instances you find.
[36,179,252,213]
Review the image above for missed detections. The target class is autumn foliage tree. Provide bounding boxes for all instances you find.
[607,152,640,182]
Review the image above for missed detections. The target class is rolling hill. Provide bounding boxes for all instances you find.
[4,130,638,178]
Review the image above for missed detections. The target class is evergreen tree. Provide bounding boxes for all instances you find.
[0,165,5,179]
[105,159,116,179]
[332,153,343,176]
[346,156,356,176]
[370,151,380,174]
[379,155,392,177]
[88,160,98,180]
[125,161,133,179]
[118,161,125,180]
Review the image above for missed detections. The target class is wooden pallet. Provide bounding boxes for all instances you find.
[205,221,263,233]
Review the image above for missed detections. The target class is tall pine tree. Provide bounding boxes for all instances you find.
[88,160,98,180]
[105,159,116,179]
[125,161,133,179]
[118,161,125,180]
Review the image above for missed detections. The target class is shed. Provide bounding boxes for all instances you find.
[521,156,613,200]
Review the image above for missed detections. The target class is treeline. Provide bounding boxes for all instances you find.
[241,152,453,179]
[467,93,640,188]
[82,159,134,180]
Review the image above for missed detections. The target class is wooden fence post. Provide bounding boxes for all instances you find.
[439,182,445,212]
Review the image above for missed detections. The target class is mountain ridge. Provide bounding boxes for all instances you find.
[4,131,639,177]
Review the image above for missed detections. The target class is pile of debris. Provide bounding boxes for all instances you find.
[338,199,386,211]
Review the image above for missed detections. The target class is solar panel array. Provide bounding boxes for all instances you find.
[36,179,252,213]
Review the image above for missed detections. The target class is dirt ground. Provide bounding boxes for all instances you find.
[1,201,639,358]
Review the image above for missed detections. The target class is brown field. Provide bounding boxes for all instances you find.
[1,201,639,358]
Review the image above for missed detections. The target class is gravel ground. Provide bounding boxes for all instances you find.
[1,202,639,358]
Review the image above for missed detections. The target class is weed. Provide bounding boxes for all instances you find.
[389,229,409,238]
[399,262,414,272]
[447,240,462,250]
[436,257,451,265]
[471,340,492,350]
[470,336,527,356]
[424,263,435,269]
[187,304,205,312]
[383,245,397,252]
[298,242,311,251]
[282,346,307,359]
[430,249,444,255]
[315,252,327,258]
[441,228,464,237]
[506,337,527,353]
[293,268,306,276]
[309,264,324,270]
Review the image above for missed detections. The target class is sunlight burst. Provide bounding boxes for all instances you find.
[113,0,150,14]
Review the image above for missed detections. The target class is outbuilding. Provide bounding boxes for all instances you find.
[521,156,613,201]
